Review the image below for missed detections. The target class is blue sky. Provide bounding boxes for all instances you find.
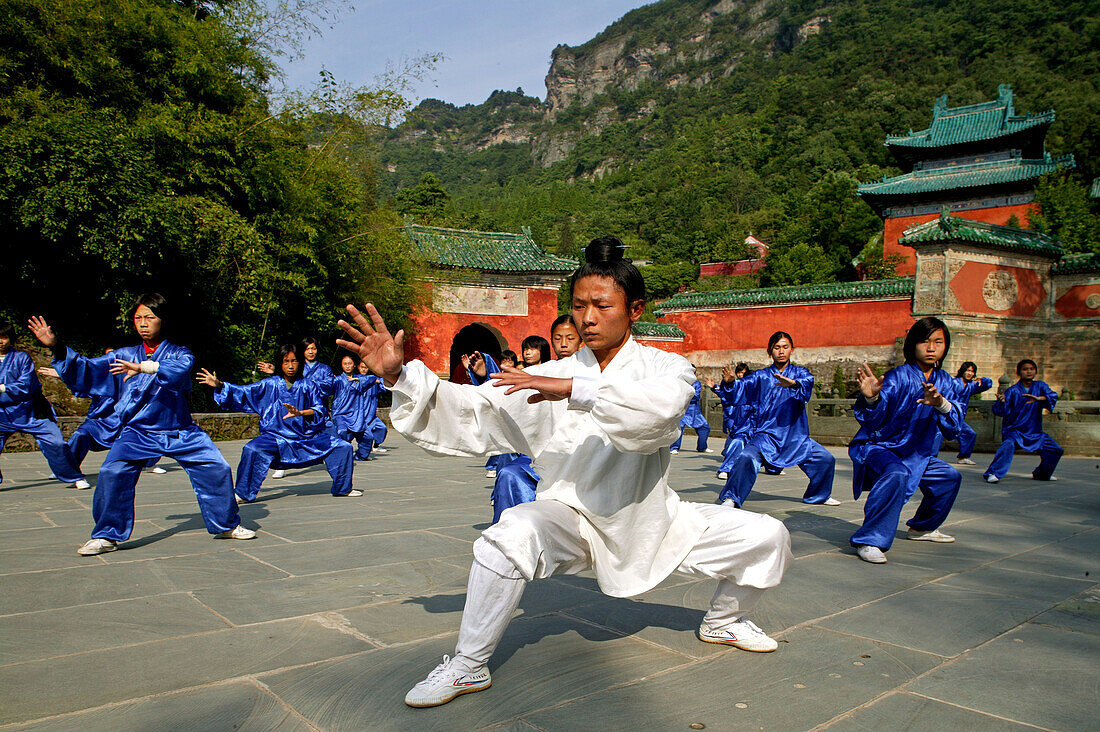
[279,0,653,107]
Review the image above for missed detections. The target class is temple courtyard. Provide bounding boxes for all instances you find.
[0,439,1096,731]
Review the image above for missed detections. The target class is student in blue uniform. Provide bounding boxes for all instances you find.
[718,332,839,508]
[357,358,389,455]
[488,317,584,524]
[0,323,87,489]
[197,343,359,502]
[328,353,373,460]
[671,372,713,454]
[706,363,754,480]
[464,350,518,479]
[944,361,993,465]
[848,317,963,564]
[28,295,253,555]
[983,359,1062,483]
[300,336,334,385]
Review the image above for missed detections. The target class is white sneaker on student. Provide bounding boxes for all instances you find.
[822,497,841,506]
[983,474,999,483]
[669,449,679,454]
[697,620,777,652]
[906,527,955,543]
[703,448,715,453]
[485,469,497,479]
[720,497,738,509]
[216,525,256,540]
[856,545,887,564]
[73,479,91,490]
[151,466,167,474]
[717,471,729,480]
[338,489,364,497]
[373,447,388,454]
[956,458,975,465]
[78,538,117,556]
[271,469,286,479]
[404,655,492,707]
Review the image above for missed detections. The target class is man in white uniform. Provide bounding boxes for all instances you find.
[337,237,792,708]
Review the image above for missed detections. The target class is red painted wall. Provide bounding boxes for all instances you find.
[634,337,686,355]
[700,260,765,277]
[884,203,1039,275]
[659,298,914,352]
[405,286,560,376]
[949,262,1046,317]
[1055,284,1100,318]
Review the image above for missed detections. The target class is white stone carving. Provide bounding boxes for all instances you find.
[981,270,1018,311]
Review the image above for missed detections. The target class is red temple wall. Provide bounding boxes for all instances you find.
[405,286,560,377]
[949,262,1047,317]
[634,338,686,355]
[658,298,914,353]
[1055,284,1100,318]
[884,203,1039,275]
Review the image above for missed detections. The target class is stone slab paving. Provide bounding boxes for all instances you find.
[0,439,1095,730]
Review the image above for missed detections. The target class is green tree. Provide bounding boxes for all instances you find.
[395,172,450,222]
[1030,173,1100,254]
[763,242,835,286]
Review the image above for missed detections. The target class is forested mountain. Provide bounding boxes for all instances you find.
[379,0,1100,296]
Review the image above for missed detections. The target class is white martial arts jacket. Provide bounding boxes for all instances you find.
[389,336,710,597]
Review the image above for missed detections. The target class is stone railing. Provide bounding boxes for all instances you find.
[699,392,1099,456]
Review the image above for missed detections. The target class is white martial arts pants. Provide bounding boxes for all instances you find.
[452,500,791,672]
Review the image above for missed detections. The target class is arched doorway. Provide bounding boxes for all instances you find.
[449,323,507,383]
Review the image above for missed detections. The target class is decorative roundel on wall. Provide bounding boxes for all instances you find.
[1086,293,1100,310]
[981,270,1018,311]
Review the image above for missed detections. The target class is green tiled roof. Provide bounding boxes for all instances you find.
[631,321,685,339]
[404,223,578,273]
[1052,252,1100,275]
[656,278,915,312]
[857,154,1074,198]
[886,85,1053,149]
[899,211,1063,256]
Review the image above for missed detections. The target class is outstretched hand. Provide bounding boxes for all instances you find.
[335,304,404,386]
[490,364,572,404]
[1024,394,1046,403]
[27,316,58,348]
[109,359,141,377]
[282,402,309,419]
[255,361,275,375]
[195,368,220,388]
[703,376,716,389]
[856,362,883,400]
[37,366,59,379]
[917,381,946,409]
[773,372,797,388]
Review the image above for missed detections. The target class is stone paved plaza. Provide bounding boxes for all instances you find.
[0,439,1096,730]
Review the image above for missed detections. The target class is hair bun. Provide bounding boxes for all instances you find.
[584,236,627,264]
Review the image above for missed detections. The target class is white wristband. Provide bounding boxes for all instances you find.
[139,360,159,374]
[0,384,6,393]
[935,400,952,414]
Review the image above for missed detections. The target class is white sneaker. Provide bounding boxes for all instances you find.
[822,497,841,506]
[720,497,738,509]
[73,479,91,490]
[697,620,777,652]
[78,538,117,556]
[984,475,999,483]
[404,655,492,708]
[151,466,167,474]
[906,528,955,543]
[703,448,715,453]
[338,489,364,497]
[373,447,388,454]
[216,525,256,540]
[956,458,975,465]
[271,470,286,479]
[485,470,497,479]
[717,471,729,480]
[856,545,887,564]
[669,449,679,455]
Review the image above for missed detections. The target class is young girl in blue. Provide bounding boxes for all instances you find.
[197,343,359,502]
[358,359,389,453]
[0,323,86,488]
[670,373,712,454]
[328,353,385,461]
[719,332,838,508]
[945,361,993,465]
[464,350,518,479]
[849,317,963,564]
[28,294,252,556]
[983,359,1062,483]
[706,363,754,479]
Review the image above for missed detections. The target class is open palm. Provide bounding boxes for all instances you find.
[336,304,405,385]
